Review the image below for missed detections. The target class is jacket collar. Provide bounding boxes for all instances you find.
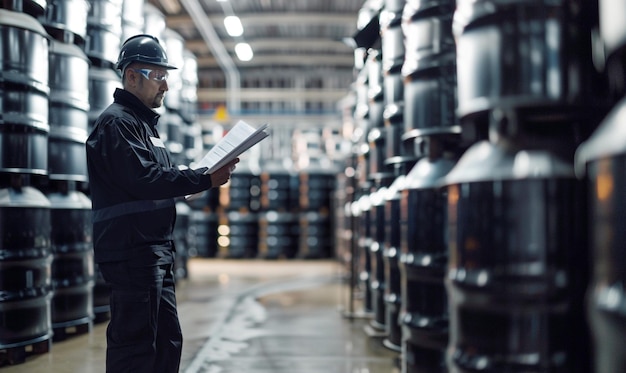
[113,88,161,127]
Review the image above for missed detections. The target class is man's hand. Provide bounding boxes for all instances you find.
[210,158,240,186]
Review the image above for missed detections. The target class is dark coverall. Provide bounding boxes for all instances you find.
[86,88,213,373]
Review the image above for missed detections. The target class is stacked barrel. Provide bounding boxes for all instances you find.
[576,1,626,372]
[258,158,300,259]
[344,0,382,330]
[221,162,262,259]
[40,0,95,340]
[0,1,53,361]
[342,0,614,372]
[364,38,400,334]
[379,0,417,352]
[444,1,607,372]
[397,0,460,371]
[298,159,336,259]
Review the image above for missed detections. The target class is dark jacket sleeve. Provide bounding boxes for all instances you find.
[88,114,213,200]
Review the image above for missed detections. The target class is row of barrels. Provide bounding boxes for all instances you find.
[341,0,625,372]
[187,161,337,260]
[0,0,203,363]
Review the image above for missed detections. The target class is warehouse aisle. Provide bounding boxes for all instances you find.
[2,260,400,373]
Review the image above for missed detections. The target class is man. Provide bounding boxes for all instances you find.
[85,34,237,373]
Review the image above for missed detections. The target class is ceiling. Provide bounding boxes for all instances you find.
[146,0,365,120]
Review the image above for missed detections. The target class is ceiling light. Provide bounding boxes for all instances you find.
[234,42,253,61]
[224,15,243,37]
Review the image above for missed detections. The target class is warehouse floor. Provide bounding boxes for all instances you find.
[2,259,400,373]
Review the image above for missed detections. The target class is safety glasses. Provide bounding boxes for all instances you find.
[131,68,169,82]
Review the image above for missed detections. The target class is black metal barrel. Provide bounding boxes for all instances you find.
[381,174,405,351]
[87,66,121,129]
[399,146,455,373]
[0,179,52,350]
[84,0,122,67]
[0,9,50,176]
[226,165,262,212]
[121,0,144,42]
[223,211,259,259]
[259,211,299,259]
[48,39,90,182]
[162,28,184,112]
[180,49,199,124]
[173,201,190,279]
[576,96,626,373]
[453,0,603,132]
[40,0,90,45]
[47,185,94,337]
[402,0,458,145]
[369,180,392,331]
[189,210,219,258]
[443,140,591,373]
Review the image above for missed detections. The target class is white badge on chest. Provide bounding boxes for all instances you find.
[150,136,165,148]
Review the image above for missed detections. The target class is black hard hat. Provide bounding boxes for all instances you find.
[116,34,178,71]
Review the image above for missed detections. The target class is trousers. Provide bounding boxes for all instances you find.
[99,249,182,373]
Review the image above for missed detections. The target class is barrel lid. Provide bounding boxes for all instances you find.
[403,156,456,190]
[443,140,574,185]
[576,98,626,175]
[0,186,51,207]
[50,39,90,61]
[0,8,48,37]
[89,65,122,81]
[358,193,371,212]
[452,0,495,39]
[370,187,387,206]
[384,175,406,201]
[47,190,91,209]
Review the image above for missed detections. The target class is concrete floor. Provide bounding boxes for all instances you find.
[2,259,400,373]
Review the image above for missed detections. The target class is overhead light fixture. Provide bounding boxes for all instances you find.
[234,42,253,61]
[224,15,243,37]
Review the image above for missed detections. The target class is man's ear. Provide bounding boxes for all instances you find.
[125,68,135,83]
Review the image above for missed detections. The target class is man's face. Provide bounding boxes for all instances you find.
[125,64,169,109]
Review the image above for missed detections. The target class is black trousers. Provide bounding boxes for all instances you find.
[99,250,182,373]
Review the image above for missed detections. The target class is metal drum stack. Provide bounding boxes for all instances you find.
[46,182,94,340]
[443,0,607,372]
[120,0,143,42]
[397,0,460,370]
[84,0,125,323]
[298,160,336,259]
[0,175,52,363]
[186,163,221,258]
[162,28,184,114]
[362,51,386,332]
[356,147,374,317]
[258,159,300,259]
[180,49,199,126]
[379,0,419,353]
[220,162,261,258]
[380,19,421,342]
[173,201,190,279]
[576,1,626,372]
[342,0,384,324]
[0,1,53,361]
[85,0,122,69]
[40,0,95,340]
